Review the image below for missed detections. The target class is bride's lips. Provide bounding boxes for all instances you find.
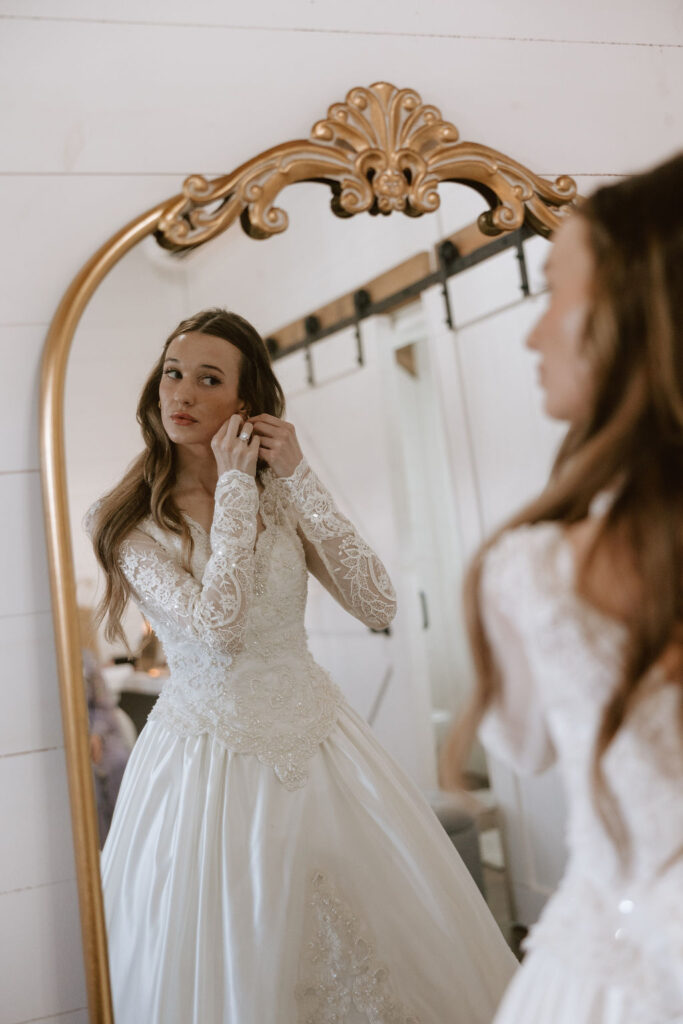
[170,413,198,425]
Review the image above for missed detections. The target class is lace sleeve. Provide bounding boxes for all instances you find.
[118,470,259,657]
[478,528,557,774]
[279,459,397,630]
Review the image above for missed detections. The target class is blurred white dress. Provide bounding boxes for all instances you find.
[479,523,683,1024]
[99,460,516,1024]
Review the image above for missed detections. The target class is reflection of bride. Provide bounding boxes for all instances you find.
[88,308,516,1023]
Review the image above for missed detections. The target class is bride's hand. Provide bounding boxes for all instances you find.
[211,414,260,478]
[248,414,303,478]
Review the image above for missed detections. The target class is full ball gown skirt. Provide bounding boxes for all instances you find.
[95,460,517,1022]
[102,708,515,1023]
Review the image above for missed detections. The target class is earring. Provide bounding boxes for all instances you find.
[158,401,161,409]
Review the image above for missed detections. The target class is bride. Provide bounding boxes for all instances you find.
[88,308,516,1023]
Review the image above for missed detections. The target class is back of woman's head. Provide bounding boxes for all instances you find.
[91,308,284,646]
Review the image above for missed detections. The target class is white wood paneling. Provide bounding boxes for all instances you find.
[1,0,680,45]
[0,880,86,1024]
[1,21,681,175]
[0,613,62,756]
[0,749,75,894]
[30,1012,89,1024]
[0,177,188,326]
[0,325,44,473]
[0,472,51,618]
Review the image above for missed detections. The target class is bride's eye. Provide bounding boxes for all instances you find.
[163,368,181,379]
[201,375,221,386]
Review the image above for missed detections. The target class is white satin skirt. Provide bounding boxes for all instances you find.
[101,704,517,1023]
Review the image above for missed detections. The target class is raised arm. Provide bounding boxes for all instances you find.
[281,459,397,631]
[118,469,259,657]
[248,414,397,630]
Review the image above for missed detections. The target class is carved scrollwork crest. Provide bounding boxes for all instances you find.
[157,80,577,249]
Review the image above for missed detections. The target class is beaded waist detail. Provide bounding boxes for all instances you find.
[148,643,342,790]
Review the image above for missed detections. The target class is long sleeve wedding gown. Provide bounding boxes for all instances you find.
[98,459,517,1023]
[479,522,683,1024]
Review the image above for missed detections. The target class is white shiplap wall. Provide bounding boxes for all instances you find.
[0,2,681,1019]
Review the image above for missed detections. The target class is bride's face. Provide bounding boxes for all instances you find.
[526,215,596,424]
[159,331,246,447]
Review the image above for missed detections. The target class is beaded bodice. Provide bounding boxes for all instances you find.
[113,460,396,790]
[480,524,683,1018]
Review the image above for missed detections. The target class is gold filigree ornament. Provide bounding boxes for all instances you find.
[40,81,579,1024]
[157,82,577,250]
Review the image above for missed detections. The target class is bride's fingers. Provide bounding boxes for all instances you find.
[225,413,245,442]
[248,413,282,426]
[248,421,280,438]
[248,415,295,437]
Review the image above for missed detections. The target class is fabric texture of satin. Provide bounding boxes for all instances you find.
[102,708,516,1023]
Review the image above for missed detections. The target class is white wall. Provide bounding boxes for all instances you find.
[1,1,681,1019]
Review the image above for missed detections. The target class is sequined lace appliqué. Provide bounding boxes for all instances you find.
[296,873,421,1024]
[280,460,397,631]
[108,462,395,790]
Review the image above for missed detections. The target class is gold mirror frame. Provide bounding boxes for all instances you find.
[40,81,578,1022]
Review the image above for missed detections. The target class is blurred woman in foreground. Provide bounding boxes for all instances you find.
[446,153,683,1023]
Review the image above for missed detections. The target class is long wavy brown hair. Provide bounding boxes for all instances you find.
[90,308,285,646]
[444,153,683,848]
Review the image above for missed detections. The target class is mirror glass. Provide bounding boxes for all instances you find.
[65,178,564,974]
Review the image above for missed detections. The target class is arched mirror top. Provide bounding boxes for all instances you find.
[156,81,578,251]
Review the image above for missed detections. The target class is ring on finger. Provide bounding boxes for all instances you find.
[239,430,251,443]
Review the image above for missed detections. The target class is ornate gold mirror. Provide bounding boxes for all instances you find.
[41,82,577,1022]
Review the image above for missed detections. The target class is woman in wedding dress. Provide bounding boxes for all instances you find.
[89,308,516,1023]
[445,154,683,1023]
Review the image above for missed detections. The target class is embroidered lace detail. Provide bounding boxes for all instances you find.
[297,873,420,1023]
[280,459,397,630]
[149,655,341,791]
[95,464,401,788]
[120,470,258,657]
[481,523,683,1019]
